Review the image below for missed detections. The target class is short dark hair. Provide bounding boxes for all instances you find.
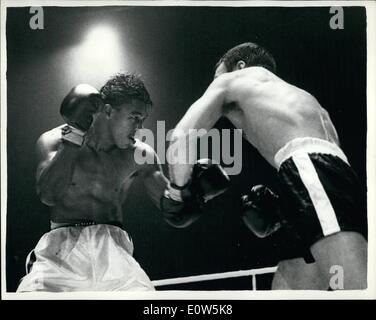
[216,42,276,74]
[100,73,152,109]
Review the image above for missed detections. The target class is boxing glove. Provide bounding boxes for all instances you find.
[60,84,103,145]
[241,185,282,238]
[161,159,230,227]
[190,158,231,205]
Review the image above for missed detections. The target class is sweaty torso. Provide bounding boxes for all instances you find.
[224,67,339,167]
[49,134,142,224]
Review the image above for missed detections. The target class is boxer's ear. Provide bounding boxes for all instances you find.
[103,104,112,118]
[235,60,246,70]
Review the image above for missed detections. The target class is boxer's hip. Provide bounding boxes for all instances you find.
[272,137,366,261]
[274,137,349,170]
[17,224,155,292]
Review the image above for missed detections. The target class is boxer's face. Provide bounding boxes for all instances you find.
[107,99,149,148]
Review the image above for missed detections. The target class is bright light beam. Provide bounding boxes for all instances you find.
[67,24,125,86]
[82,25,120,61]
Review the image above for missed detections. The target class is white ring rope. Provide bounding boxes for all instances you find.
[152,266,278,288]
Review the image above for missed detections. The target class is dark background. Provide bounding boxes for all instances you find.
[6,6,367,291]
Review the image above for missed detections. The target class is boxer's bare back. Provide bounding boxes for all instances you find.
[217,65,340,166]
[174,65,339,170]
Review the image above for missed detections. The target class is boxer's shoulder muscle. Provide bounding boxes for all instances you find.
[36,125,64,162]
[224,66,279,103]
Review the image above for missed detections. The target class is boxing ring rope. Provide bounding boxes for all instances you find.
[152,266,278,290]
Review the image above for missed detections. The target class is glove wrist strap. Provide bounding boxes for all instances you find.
[166,183,187,202]
[61,125,85,146]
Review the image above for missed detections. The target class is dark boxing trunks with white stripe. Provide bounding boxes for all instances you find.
[273,138,365,263]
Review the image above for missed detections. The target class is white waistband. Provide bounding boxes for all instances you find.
[274,137,349,170]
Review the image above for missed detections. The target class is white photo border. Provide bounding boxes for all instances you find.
[1,0,375,300]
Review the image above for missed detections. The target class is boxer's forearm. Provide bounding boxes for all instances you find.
[169,163,192,187]
[36,143,81,205]
[144,169,169,210]
[168,78,227,186]
[167,132,196,187]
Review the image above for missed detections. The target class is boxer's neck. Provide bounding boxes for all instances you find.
[85,116,116,152]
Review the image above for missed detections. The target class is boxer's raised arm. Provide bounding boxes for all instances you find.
[141,156,204,228]
[36,84,103,206]
[137,141,218,228]
[35,129,81,206]
[139,144,169,210]
[167,75,231,187]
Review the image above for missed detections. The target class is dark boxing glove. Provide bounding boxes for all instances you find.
[60,84,103,146]
[241,185,282,238]
[190,158,231,205]
[161,159,230,227]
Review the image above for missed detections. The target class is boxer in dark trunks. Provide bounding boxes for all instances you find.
[166,43,367,290]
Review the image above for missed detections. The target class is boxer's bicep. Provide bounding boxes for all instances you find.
[35,128,82,205]
[35,134,59,182]
[143,167,169,210]
[140,147,169,209]
[167,77,230,186]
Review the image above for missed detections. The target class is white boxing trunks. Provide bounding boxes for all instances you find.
[17,224,155,292]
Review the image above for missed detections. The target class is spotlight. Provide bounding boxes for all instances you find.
[83,25,119,59]
[66,24,124,85]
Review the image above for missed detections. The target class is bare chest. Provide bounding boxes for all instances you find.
[71,146,138,193]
